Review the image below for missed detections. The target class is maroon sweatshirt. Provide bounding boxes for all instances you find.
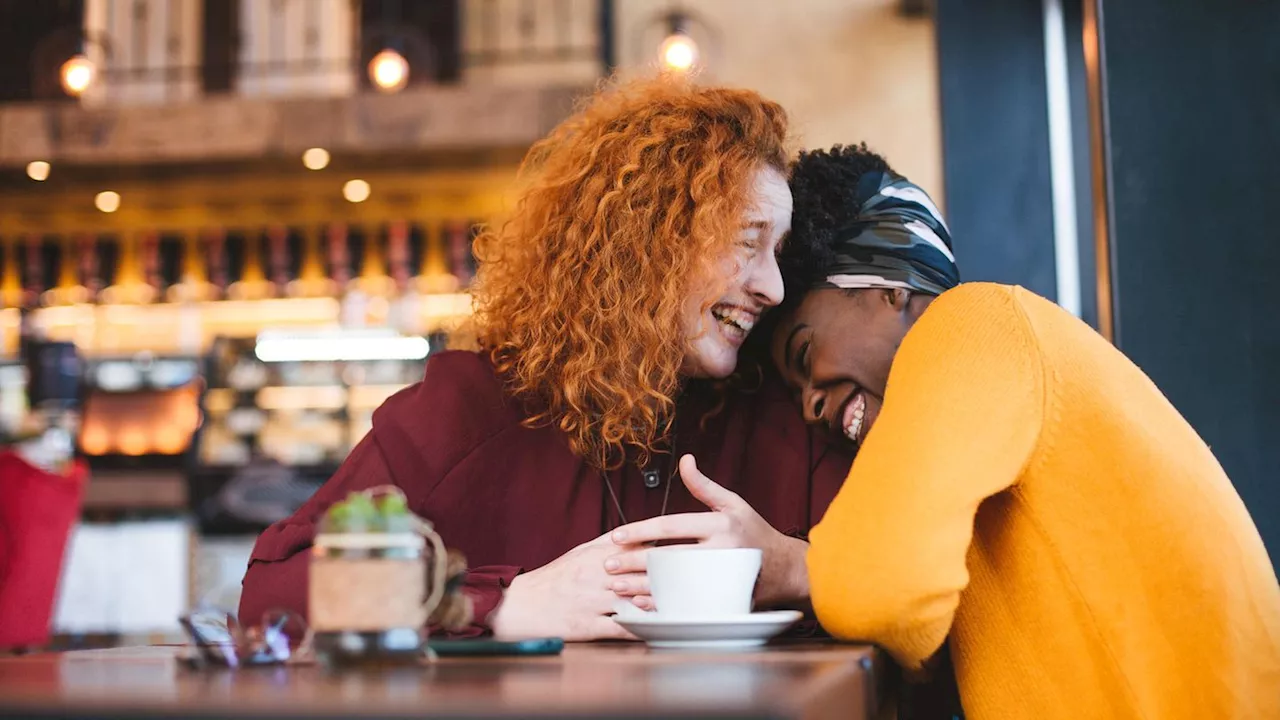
[239,350,854,636]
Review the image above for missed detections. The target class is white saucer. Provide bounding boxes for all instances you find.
[614,610,803,650]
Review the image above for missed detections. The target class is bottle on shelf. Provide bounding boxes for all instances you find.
[40,236,91,307]
[100,232,158,305]
[1,237,24,309]
[445,220,478,289]
[167,230,219,303]
[266,224,293,297]
[204,227,231,298]
[413,220,460,295]
[385,220,422,335]
[227,230,273,301]
[350,224,396,299]
[286,226,336,298]
[20,234,45,307]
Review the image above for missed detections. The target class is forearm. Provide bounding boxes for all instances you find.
[806,480,974,669]
[757,534,813,607]
[760,536,828,639]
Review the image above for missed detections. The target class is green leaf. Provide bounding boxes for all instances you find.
[344,493,377,533]
[377,493,408,516]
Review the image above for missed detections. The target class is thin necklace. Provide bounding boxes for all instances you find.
[600,417,678,527]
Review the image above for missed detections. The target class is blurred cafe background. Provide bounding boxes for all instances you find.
[0,0,1275,651]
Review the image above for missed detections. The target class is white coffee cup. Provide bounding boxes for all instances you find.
[646,547,762,618]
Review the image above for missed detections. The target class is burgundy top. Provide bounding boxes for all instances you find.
[239,351,854,636]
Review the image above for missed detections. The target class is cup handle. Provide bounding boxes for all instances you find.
[415,519,449,626]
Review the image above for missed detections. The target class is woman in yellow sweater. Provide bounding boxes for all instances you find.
[771,145,1280,719]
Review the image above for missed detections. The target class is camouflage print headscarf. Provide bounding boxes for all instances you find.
[814,171,959,296]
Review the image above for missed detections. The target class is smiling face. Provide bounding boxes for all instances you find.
[770,288,932,445]
[681,165,792,379]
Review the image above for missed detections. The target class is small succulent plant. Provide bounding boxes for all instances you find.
[321,490,414,533]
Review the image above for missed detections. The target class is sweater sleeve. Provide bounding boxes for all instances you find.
[807,285,1045,670]
[237,431,521,638]
[238,352,523,639]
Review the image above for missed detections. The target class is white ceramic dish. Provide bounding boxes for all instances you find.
[614,610,803,650]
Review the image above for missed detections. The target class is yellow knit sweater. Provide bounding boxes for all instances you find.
[808,283,1280,719]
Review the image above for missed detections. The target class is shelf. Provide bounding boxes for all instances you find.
[82,470,188,512]
[0,293,473,358]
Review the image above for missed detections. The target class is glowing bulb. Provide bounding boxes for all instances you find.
[26,161,50,181]
[368,49,409,92]
[302,147,330,170]
[343,179,371,203]
[60,54,96,96]
[659,33,698,72]
[95,190,120,213]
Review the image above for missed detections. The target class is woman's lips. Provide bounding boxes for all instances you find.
[710,304,758,345]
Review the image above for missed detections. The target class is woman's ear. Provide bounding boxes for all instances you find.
[886,288,912,311]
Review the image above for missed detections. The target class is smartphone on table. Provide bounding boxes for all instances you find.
[426,637,564,657]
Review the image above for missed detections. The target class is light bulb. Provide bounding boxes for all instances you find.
[659,33,698,72]
[302,147,330,170]
[343,179,371,203]
[95,190,121,213]
[368,49,409,92]
[26,161,50,181]
[60,54,96,96]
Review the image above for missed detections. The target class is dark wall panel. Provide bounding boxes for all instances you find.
[935,0,1057,301]
[1100,0,1280,562]
[0,0,84,102]
[200,0,239,94]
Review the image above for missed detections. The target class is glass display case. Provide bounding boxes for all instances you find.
[188,330,443,534]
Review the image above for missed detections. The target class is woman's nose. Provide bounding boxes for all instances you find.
[747,253,785,308]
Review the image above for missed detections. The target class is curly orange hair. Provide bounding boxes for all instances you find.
[471,76,790,469]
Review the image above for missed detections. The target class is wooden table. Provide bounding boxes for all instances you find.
[0,642,892,719]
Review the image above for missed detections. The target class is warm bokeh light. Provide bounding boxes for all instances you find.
[60,54,96,96]
[302,147,330,170]
[79,427,110,456]
[659,33,698,72]
[153,428,188,455]
[343,179,371,203]
[369,49,409,92]
[95,190,121,213]
[116,428,149,456]
[26,161,50,181]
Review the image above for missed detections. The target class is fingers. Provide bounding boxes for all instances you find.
[629,594,654,611]
[678,454,742,512]
[607,572,649,596]
[584,529,621,548]
[611,512,728,546]
[604,548,649,575]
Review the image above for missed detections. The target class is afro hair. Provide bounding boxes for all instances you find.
[780,143,895,304]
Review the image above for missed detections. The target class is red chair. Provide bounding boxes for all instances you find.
[0,451,86,650]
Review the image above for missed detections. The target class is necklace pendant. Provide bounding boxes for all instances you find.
[642,469,661,489]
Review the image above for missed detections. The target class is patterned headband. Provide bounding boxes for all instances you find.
[813,171,960,296]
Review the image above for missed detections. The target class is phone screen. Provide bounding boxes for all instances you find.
[427,637,564,657]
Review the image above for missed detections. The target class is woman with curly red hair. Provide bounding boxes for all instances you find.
[239,77,855,641]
